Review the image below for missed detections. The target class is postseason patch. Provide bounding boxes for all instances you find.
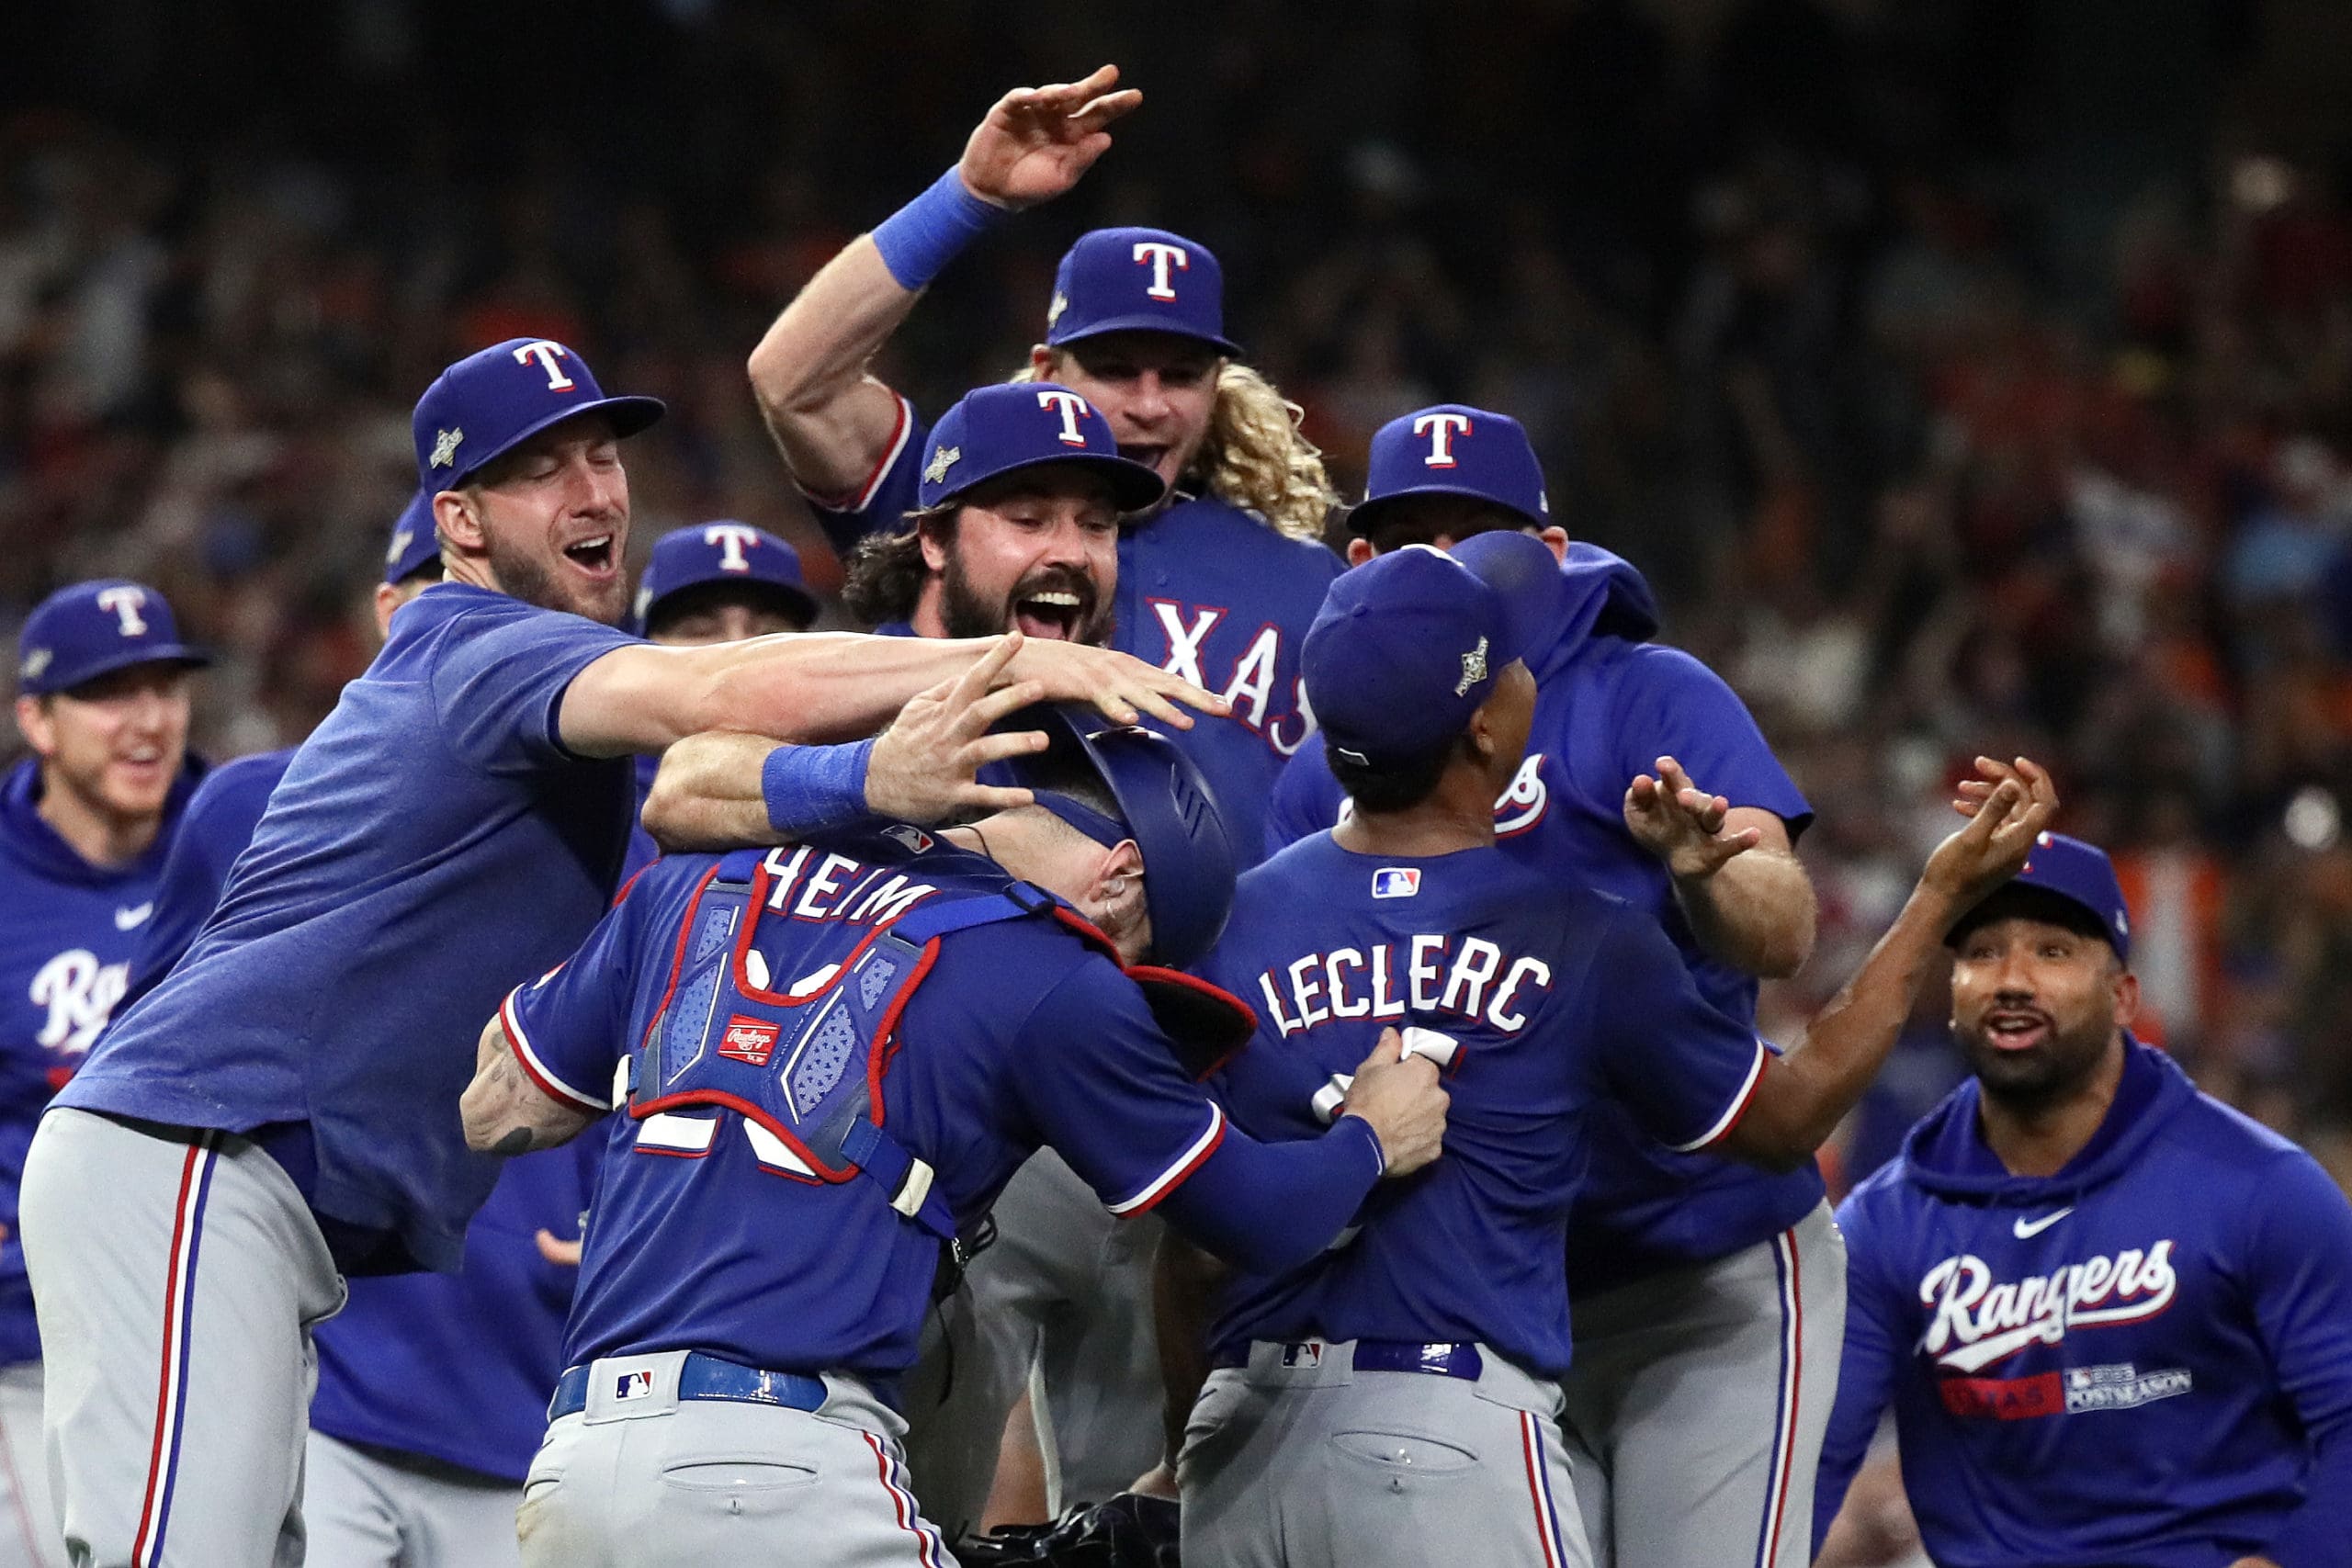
[1371,867,1421,899]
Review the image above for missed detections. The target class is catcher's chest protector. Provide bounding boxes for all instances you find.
[625,847,1057,1246]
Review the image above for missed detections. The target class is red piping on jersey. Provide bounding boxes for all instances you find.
[1123,964,1257,1080]
[1698,1048,1770,1153]
[798,396,912,513]
[502,991,604,1112]
[1116,1109,1227,1216]
[610,863,651,910]
[636,860,729,1064]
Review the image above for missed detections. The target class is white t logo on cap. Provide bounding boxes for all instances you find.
[1037,389,1091,447]
[703,524,760,572]
[1414,412,1472,468]
[96,586,149,637]
[1132,242,1189,301]
[513,340,577,391]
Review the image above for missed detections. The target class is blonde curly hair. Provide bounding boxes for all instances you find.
[1014,356,1339,542]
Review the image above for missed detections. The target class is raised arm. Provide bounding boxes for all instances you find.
[747,66,1141,502]
[1718,759,2056,1169]
[1624,758,1816,978]
[557,626,1222,759]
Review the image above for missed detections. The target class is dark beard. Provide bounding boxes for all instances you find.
[939,555,1113,646]
[1962,1013,2115,1116]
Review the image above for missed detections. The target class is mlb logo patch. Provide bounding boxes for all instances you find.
[718,1015,781,1066]
[615,1370,654,1401]
[1281,1340,1326,1369]
[1371,868,1421,899]
[884,824,934,854]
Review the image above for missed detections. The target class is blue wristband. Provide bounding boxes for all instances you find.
[870,166,1007,291]
[761,739,876,838]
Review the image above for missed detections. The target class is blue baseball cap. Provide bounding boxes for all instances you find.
[634,522,819,633]
[1347,404,1551,536]
[1044,228,1243,357]
[413,337,663,490]
[382,490,444,586]
[1951,829,2133,964]
[1304,532,1558,769]
[1010,703,1237,971]
[915,383,1165,513]
[16,580,209,696]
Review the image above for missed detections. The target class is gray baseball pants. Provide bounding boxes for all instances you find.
[19,1109,345,1568]
[1557,1201,1846,1568]
[516,1351,952,1568]
[1179,1339,1589,1568]
[0,1363,64,1568]
[303,1432,523,1568]
[901,1150,1163,1538]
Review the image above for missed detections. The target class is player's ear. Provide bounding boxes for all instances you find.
[1535,525,1569,563]
[918,510,958,573]
[1085,839,1149,958]
[1029,344,1058,379]
[2111,966,2139,1032]
[1345,537,1375,567]
[13,694,52,756]
[433,490,486,555]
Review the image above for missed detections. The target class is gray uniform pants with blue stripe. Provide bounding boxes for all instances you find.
[1556,1201,1846,1568]
[19,1108,345,1568]
[1179,1339,1589,1568]
[516,1352,950,1568]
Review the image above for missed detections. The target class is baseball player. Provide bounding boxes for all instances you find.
[818,377,1193,1534]
[1264,406,1840,1568]
[751,65,1342,871]
[1172,536,2056,1568]
[0,581,208,1568]
[455,702,1453,1568]
[17,336,1220,1567]
[622,521,821,880]
[1814,831,2352,1568]
[119,497,592,1568]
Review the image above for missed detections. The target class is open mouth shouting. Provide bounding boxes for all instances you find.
[1118,443,1173,485]
[1982,1007,2053,1053]
[561,532,618,580]
[1009,570,1102,643]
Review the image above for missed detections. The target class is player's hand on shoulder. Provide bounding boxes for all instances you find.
[1341,1027,1450,1179]
[959,64,1143,211]
[1923,755,2059,909]
[1623,755,1762,879]
[867,633,1048,822]
[1003,635,1228,730]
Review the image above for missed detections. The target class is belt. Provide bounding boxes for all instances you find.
[1221,1338,1485,1380]
[548,1353,829,1421]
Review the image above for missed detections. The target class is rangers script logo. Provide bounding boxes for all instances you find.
[1919,1240,2178,1374]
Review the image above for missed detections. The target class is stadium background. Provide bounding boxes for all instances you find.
[4,0,2352,1194]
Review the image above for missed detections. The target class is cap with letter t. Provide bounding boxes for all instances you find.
[635,523,819,633]
[1045,227,1243,356]
[1303,531,1559,769]
[16,580,210,696]
[412,337,664,490]
[1948,829,2132,963]
[915,383,1166,513]
[1348,403,1550,536]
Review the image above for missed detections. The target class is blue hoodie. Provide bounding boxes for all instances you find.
[0,752,204,1364]
[1818,1040,2352,1568]
[1265,544,1822,1291]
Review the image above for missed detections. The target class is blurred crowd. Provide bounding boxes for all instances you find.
[6,0,2352,1171]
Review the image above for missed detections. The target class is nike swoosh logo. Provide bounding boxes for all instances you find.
[114,903,153,931]
[2013,1208,2073,1239]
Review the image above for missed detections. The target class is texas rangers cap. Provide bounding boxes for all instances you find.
[1009,703,1237,971]
[16,580,209,696]
[1347,404,1550,536]
[634,522,820,633]
[1304,532,1557,770]
[1044,227,1244,357]
[413,337,664,490]
[1950,829,2132,964]
[381,490,443,587]
[916,383,1166,514]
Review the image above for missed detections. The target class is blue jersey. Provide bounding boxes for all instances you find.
[62,582,639,1271]
[1817,1042,2352,1568]
[623,751,660,885]
[816,396,1340,866]
[503,826,1363,1391]
[1265,545,1821,1292]
[1195,833,1770,1377]
[0,755,203,1365]
[130,743,594,1481]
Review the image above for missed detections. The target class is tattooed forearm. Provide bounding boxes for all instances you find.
[460,1015,599,1154]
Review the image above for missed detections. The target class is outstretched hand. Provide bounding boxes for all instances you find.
[1341,1029,1449,1179]
[1623,756,1764,879]
[1002,635,1227,729]
[865,633,1048,822]
[1923,756,2060,908]
[958,65,1143,210]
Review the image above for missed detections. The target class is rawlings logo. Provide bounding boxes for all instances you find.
[718,1014,781,1066]
[1920,1242,2178,1373]
[30,949,130,1056]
